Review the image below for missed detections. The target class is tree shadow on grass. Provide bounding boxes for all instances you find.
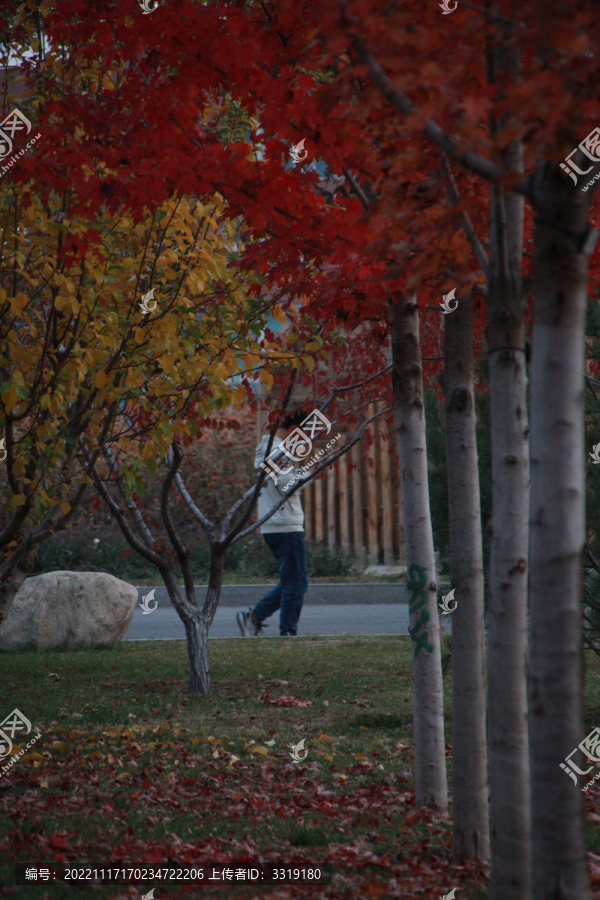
[345,713,411,732]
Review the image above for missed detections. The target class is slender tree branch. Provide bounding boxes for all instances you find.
[103,444,156,548]
[232,404,392,543]
[442,153,489,277]
[173,469,217,538]
[460,0,528,30]
[162,442,196,603]
[352,39,533,198]
[342,166,371,211]
[86,449,165,569]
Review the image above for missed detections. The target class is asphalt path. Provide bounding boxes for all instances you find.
[124,603,454,640]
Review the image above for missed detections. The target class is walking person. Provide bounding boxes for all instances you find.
[237,411,308,637]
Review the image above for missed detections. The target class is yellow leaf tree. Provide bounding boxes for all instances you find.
[0,183,276,633]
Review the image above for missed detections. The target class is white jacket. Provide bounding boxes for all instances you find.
[254,435,304,533]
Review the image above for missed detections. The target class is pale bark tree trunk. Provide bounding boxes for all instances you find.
[184,616,211,694]
[486,140,531,899]
[529,162,593,900]
[441,291,490,861]
[183,546,225,693]
[390,294,448,810]
[485,24,531,895]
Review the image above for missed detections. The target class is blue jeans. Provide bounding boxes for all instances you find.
[253,532,308,636]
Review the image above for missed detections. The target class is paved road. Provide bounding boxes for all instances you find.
[133,583,415,607]
[124,603,454,640]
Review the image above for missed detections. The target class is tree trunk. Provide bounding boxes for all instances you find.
[204,544,225,620]
[390,294,448,810]
[441,292,490,861]
[184,615,211,693]
[486,172,531,899]
[0,543,37,631]
[182,546,225,694]
[529,162,593,900]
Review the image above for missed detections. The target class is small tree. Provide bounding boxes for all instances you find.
[88,370,392,693]
[0,185,271,629]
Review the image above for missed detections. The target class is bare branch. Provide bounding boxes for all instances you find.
[162,442,195,603]
[352,39,533,198]
[173,469,217,538]
[342,167,370,211]
[319,363,393,414]
[85,447,165,569]
[103,444,156,548]
[460,0,528,29]
[442,154,489,277]
[232,404,392,543]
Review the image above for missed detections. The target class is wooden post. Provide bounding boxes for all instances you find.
[381,417,394,564]
[327,463,337,548]
[304,478,313,541]
[352,441,365,564]
[366,405,379,564]
[339,445,351,555]
[314,472,324,544]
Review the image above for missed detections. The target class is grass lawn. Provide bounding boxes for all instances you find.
[1,636,600,899]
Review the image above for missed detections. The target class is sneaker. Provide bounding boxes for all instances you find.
[236,608,252,637]
[251,613,267,636]
[236,608,267,637]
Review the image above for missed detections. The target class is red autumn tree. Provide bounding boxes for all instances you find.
[5,0,600,896]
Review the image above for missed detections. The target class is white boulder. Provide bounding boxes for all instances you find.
[0,571,138,650]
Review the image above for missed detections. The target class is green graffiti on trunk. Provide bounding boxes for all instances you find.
[407,563,433,657]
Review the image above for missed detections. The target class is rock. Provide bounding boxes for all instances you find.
[0,571,138,651]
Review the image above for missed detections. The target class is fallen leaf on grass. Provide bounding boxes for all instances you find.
[260,692,314,708]
[250,745,268,756]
